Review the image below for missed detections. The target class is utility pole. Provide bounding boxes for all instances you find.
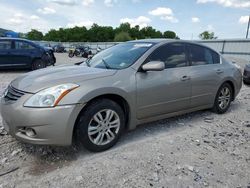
[246,15,250,39]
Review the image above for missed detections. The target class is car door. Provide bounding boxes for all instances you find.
[187,44,223,108]
[0,40,13,67]
[136,42,191,120]
[12,40,35,67]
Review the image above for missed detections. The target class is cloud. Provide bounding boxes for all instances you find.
[82,0,94,6]
[197,0,250,8]
[104,0,117,7]
[149,7,179,23]
[239,15,249,24]
[192,17,200,23]
[7,13,25,25]
[37,7,56,14]
[207,24,215,31]
[48,0,77,6]
[30,15,40,20]
[66,21,94,28]
[120,16,151,28]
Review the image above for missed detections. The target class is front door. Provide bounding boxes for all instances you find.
[136,43,191,120]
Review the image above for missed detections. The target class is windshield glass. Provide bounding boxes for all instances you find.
[88,42,154,70]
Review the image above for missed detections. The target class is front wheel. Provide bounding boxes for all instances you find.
[212,83,233,114]
[32,59,46,70]
[76,99,125,152]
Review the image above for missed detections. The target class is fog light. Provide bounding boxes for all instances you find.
[25,128,36,137]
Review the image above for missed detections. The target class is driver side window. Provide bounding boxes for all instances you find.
[147,43,187,69]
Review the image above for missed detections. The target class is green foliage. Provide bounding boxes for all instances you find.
[24,23,180,42]
[199,31,217,40]
[163,31,177,39]
[114,32,132,42]
[27,29,43,41]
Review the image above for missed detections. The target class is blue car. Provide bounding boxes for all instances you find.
[0,38,56,70]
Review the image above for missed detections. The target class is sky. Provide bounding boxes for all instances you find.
[0,0,249,39]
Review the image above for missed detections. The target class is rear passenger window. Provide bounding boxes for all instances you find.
[211,51,220,64]
[15,41,35,50]
[147,43,187,69]
[189,44,218,66]
[0,41,11,50]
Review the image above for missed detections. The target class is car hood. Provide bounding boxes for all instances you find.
[11,65,117,93]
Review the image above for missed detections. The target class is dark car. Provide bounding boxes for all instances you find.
[53,44,65,53]
[243,64,250,84]
[0,38,56,70]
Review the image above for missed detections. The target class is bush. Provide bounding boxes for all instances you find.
[114,32,132,42]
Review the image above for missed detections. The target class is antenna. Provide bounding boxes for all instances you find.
[246,15,250,39]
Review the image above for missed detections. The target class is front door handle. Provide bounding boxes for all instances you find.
[180,75,190,81]
[216,69,224,74]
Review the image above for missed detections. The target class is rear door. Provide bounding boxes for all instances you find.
[136,42,191,119]
[12,40,36,67]
[0,40,13,67]
[187,44,223,107]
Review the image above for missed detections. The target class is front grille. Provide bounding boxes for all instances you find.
[4,85,27,101]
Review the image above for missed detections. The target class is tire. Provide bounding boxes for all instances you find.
[212,83,233,114]
[68,52,74,58]
[76,99,125,152]
[32,59,46,70]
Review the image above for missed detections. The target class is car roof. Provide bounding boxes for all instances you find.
[0,37,32,42]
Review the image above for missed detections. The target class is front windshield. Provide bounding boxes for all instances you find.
[87,42,154,70]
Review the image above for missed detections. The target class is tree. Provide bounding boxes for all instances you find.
[163,31,177,39]
[114,32,132,42]
[199,31,217,40]
[27,29,43,41]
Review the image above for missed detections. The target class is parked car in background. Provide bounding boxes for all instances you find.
[0,39,242,152]
[0,38,56,70]
[53,44,65,53]
[243,63,250,84]
[68,45,92,58]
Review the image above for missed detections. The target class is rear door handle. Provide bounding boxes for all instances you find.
[216,69,224,74]
[180,75,191,81]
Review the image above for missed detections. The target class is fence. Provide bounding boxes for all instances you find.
[40,39,250,62]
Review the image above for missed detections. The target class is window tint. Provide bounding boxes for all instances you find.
[0,41,11,50]
[15,41,35,50]
[189,44,218,66]
[147,43,187,69]
[211,51,220,64]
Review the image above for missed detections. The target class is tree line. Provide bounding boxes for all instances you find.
[26,23,180,42]
[26,22,217,42]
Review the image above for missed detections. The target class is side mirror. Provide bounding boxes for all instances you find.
[142,61,165,72]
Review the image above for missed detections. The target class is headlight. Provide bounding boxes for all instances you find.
[24,83,79,107]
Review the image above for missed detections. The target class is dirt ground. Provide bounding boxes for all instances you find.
[0,54,249,188]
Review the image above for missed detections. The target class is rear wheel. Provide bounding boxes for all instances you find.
[76,99,125,152]
[32,59,46,70]
[212,83,233,114]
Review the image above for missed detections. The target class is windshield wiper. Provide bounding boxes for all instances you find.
[85,59,90,67]
[102,59,111,69]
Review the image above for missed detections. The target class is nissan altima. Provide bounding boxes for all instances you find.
[0,39,242,152]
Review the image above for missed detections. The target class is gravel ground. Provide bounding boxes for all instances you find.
[0,54,249,188]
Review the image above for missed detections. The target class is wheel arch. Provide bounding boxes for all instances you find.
[73,93,132,139]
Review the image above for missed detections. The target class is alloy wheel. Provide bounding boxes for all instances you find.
[88,109,120,146]
[218,87,231,110]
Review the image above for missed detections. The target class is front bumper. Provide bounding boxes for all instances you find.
[0,94,84,146]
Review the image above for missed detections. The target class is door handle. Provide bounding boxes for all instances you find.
[216,69,224,74]
[180,75,190,81]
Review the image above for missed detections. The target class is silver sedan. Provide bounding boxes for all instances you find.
[0,39,242,152]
